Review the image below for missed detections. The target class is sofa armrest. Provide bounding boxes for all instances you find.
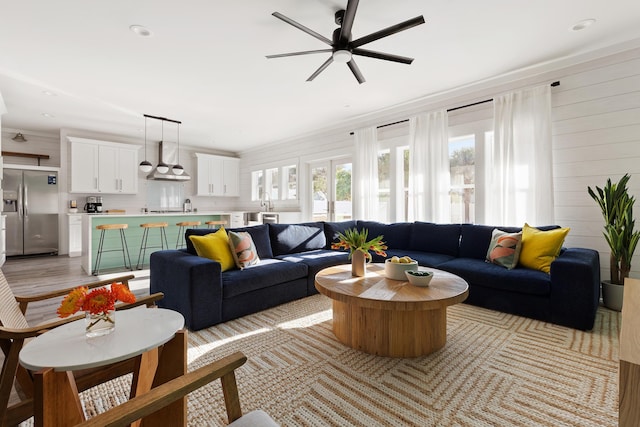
[549,248,600,330]
[150,250,223,330]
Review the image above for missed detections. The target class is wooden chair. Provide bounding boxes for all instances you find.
[73,351,277,427]
[0,270,164,426]
[620,277,640,427]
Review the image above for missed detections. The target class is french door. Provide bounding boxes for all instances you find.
[310,158,352,222]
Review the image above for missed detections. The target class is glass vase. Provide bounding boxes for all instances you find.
[85,310,115,338]
[351,251,367,277]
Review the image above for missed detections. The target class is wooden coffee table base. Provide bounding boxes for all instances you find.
[332,300,446,358]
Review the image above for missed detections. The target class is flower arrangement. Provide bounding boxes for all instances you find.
[331,227,387,260]
[57,282,136,333]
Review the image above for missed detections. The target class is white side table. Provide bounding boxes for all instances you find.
[20,308,187,426]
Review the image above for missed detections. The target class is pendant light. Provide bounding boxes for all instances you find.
[172,121,184,175]
[156,119,170,174]
[139,116,153,173]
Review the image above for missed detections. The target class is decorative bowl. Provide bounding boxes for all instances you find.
[405,270,434,287]
[384,258,418,280]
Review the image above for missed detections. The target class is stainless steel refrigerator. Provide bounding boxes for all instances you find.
[3,169,58,256]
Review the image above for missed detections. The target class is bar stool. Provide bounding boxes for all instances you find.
[176,221,201,249]
[205,220,227,229]
[92,224,132,276]
[136,222,169,270]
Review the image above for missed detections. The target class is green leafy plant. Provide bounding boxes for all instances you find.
[331,228,387,260]
[588,174,640,284]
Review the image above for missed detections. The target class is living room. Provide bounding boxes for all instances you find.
[0,1,639,426]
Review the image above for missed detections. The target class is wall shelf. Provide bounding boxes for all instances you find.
[2,151,50,166]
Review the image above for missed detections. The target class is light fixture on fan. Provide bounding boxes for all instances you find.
[12,133,27,142]
[139,117,153,173]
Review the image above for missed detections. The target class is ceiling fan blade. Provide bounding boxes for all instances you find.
[339,0,359,45]
[307,57,334,81]
[352,48,414,64]
[266,49,332,59]
[347,59,365,84]
[351,16,425,48]
[272,12,333,46]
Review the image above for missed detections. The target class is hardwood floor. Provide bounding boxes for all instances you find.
[2,254,151,324]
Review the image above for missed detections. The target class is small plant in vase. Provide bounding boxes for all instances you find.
[332,228,387,276]
[57,282,136,337]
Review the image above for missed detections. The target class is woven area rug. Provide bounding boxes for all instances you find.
[71,295,619,426]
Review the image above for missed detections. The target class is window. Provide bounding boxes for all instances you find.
[251,170,263,201]
[251,164,298,202]
[266,167,279,201]
[449,135,475,223]
[378,150,390,222]
[283,164,297,200]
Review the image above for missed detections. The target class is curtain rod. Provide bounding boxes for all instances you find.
[349,81,560,135]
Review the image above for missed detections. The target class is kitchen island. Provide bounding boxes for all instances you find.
[81,212,233,275]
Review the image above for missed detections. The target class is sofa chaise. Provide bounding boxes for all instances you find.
[150,221,600,332]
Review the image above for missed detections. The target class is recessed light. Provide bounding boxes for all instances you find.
[130,25,152,37]
[42,90,56,96]
[571,19,596,31]
[42,113,54,118]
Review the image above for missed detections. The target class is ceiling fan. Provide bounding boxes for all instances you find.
[266,0,425,84]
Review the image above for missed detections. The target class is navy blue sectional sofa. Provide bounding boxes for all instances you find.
[150,221,600,332]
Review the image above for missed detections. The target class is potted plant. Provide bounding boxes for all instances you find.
[331,228,387,277]
[588,174,640,311]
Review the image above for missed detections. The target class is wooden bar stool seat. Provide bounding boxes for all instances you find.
[92,224,132,275]
[136,222,169,269]
[205,220,227,229]
[176,221,201,249]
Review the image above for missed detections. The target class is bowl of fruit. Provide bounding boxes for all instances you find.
[405,270,434,287]
[385,256,419,280]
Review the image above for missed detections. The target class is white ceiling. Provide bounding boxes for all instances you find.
[0,0,639,153]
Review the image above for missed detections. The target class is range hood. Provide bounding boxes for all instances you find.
[147,140,191,181]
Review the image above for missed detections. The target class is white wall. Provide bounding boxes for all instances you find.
[240,45,640,281]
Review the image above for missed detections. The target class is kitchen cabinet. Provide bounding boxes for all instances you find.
[195,153,239,197]
[68,214,82,257]
[69,137,138,194]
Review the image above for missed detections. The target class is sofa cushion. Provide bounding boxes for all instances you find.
[186,224,273,259]
[486,229,523,269]
[228,231,260,269]
[324,220,358,248]
[222,259,308,298]
[188,228,236,272]
[357,221,412,250]
[438,258,551,296]
[269,223,326,256]
[519,224,570,273]
[409,222,461,256]
[459,224,521,260]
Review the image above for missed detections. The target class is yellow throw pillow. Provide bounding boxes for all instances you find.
[518,223,570,273]
[188,227,235,272]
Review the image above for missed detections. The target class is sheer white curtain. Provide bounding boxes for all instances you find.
[408,110,450,223]
[353,126,379,220]
[485,84,553,226]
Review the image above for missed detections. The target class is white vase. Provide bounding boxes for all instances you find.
[351,251,366,277]
[85,310,115,338]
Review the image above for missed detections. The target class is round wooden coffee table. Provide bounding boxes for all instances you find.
[315,263,468,357]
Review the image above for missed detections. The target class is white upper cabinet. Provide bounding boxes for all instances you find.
[69,137,138,194]
[195,153,239,197]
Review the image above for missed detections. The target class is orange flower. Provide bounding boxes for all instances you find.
[57,286,88,318]
[82,288,116,315]
[111,282,136,304]
[57,282,138,318]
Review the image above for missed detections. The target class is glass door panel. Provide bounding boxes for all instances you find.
[310,159,352,222]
